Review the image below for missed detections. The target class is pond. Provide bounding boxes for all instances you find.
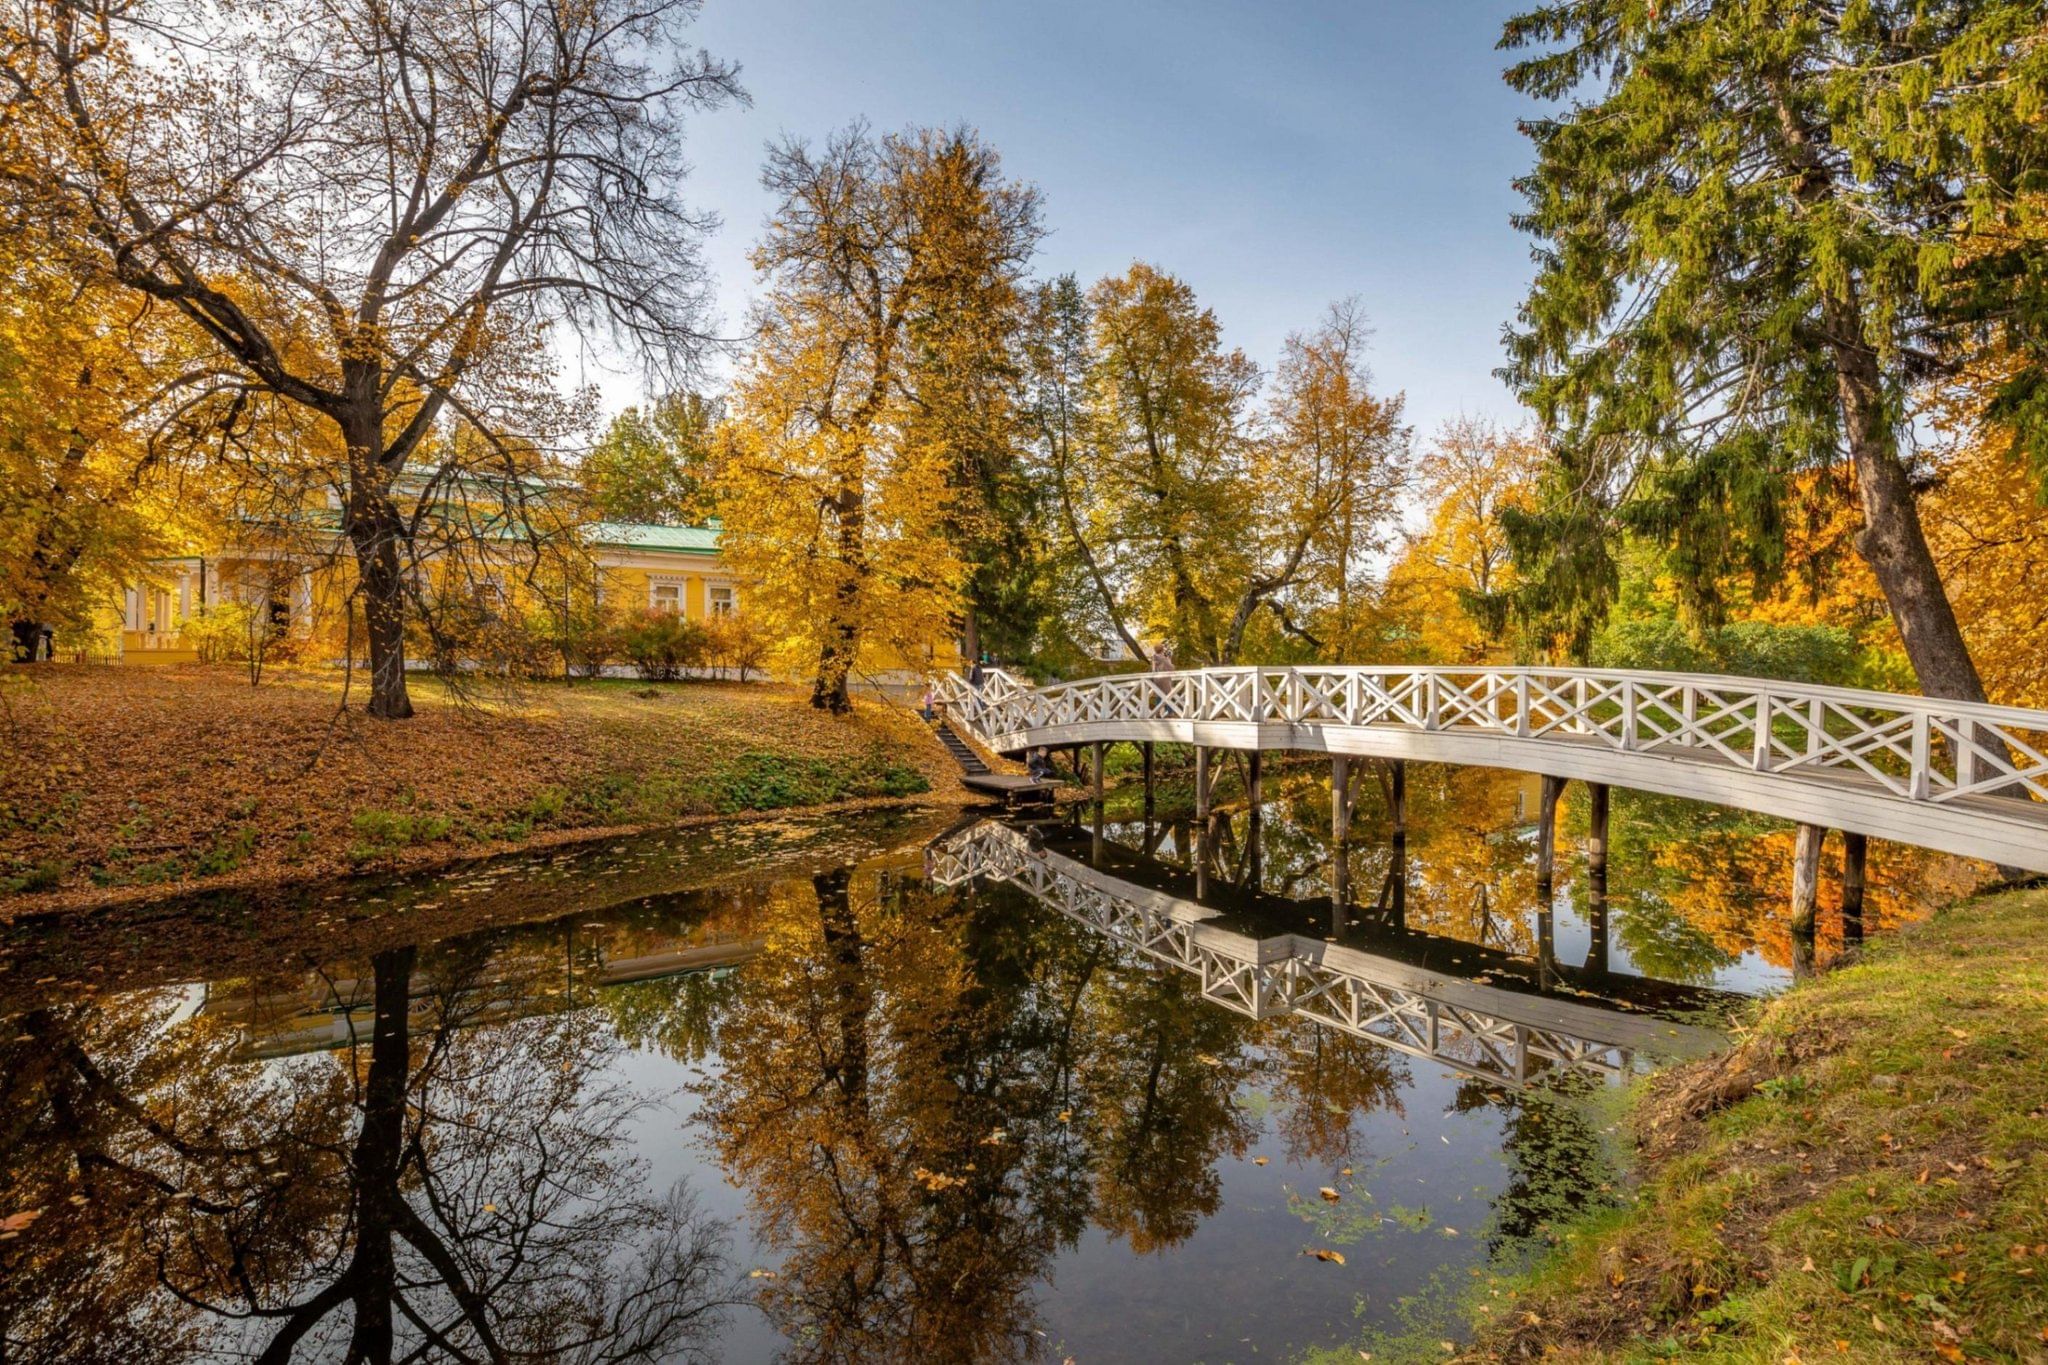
[0,762,1984,1362]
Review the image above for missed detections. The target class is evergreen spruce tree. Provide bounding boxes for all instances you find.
[1498,0,2048,700]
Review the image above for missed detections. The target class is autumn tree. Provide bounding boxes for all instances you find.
[2,0,741,717]
[0,244,191,659]
[1026,269,1405,666]
[1497,0,2048,698]
[1251,300,1409,659]
[1382,418,1544,661]
[715,125,1042,712]
[584,392,720,526]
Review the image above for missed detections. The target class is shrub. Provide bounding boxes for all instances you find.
[703,612,768,681]
[620,609,708,681]
[548,599,622,678]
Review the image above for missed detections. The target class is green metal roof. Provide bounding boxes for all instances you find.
[584,521,721,555]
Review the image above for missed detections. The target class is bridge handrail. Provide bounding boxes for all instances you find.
[936,664,2048,809]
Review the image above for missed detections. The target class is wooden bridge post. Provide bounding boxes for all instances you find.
[1841,832,1868,943]
[1194,747,1212,821]
[1091,742,1105,803]
[1587,783,1610,880]
[1791,822,1824,941]
[1390,759,1407,836]
[1388,830,1407,926]
[1534,774,1567,889]
[1331,755,1352,842]
[1141,741,1155,817]
[1247,750,1263,812]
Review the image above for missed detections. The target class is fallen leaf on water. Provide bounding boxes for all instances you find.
[1056,1110,1071,1124]
[1441,1226,1460,1237]
[1195,1053,1222,1066]
[1319,1187,1341,1203]
[749,1268,778,1280]
[1303,1248,1346,1265]
[0,1210,43,1239]
[1253,1156,1269,1166]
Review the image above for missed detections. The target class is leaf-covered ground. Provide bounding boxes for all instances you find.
[1455,886,2048,1364]
[0,664,969,914]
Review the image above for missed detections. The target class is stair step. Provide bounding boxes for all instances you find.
[934,722,992,774]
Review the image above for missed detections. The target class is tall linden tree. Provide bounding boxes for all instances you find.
[1498,0,2048,700]
[716,126,1041,712]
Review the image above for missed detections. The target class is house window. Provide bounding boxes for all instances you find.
[650,582,683,615]
[708,584,736,617]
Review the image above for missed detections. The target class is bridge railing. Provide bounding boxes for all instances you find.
[938,665,2048,811]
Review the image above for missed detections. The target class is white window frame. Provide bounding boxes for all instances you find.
[707,583,737,617]
[649,581,684,615]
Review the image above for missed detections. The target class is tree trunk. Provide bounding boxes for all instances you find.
[1771,79,1988,706]
[348,488,414,720]
[1825,295,1988,704]
[811,480,863,714]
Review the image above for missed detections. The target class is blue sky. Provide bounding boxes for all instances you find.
[579,0,1541,447]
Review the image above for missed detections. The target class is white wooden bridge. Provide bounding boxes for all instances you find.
[938,666,2048,875]
[927,821,1725,1089]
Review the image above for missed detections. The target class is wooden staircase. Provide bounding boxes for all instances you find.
[934,717,1057,810]
[935,720,991,775]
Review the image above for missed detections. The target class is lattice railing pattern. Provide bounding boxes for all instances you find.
[928,823,1650,1088]
[934,666,2048,810]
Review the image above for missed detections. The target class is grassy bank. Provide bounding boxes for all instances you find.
[1455,886,2048,1364]
[0,664,966,913]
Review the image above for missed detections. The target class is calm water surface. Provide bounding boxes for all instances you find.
[0,763,1982,1362]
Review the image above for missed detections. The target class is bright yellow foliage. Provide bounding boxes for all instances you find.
[714,127,1039,709]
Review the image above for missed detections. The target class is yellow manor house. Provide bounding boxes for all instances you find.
[100,520,745,667]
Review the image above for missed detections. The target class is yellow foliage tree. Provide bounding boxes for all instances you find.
[1380,419,1544,663]
[0,244,201,657]
[715,126,1041,711]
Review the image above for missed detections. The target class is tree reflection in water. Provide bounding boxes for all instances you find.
[0,794,1747,1365]
[697,851,1413,1361]
[0,935,736,1363]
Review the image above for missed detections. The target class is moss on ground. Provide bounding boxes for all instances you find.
[1447,886,2048,1364]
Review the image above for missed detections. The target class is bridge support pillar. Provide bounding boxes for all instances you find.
[1194,747,1212,821]
[1142,742,1155,818]
[1091,742,1105,803]
[1841,832,1868,943]
[1587,782,1610,878]
[1534,774,1567,889]
[1331,756,1352,842]
[1390,759,1407,836]
[1791,822,1824,940]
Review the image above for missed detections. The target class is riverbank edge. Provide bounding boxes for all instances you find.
[1450,883,2048,1364]
[0,787,983,923]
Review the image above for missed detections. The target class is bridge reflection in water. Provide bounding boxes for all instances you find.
[930,819,1733,1091]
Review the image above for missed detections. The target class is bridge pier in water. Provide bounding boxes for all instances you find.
[1842,832,1868,943]
[1329,756,1352,910]
[1534,773,1568,894]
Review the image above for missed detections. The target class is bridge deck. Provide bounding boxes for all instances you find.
[936,666,2048,873]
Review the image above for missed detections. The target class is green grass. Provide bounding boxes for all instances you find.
[1442,886,2048,1364]
[348,803,455,862]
